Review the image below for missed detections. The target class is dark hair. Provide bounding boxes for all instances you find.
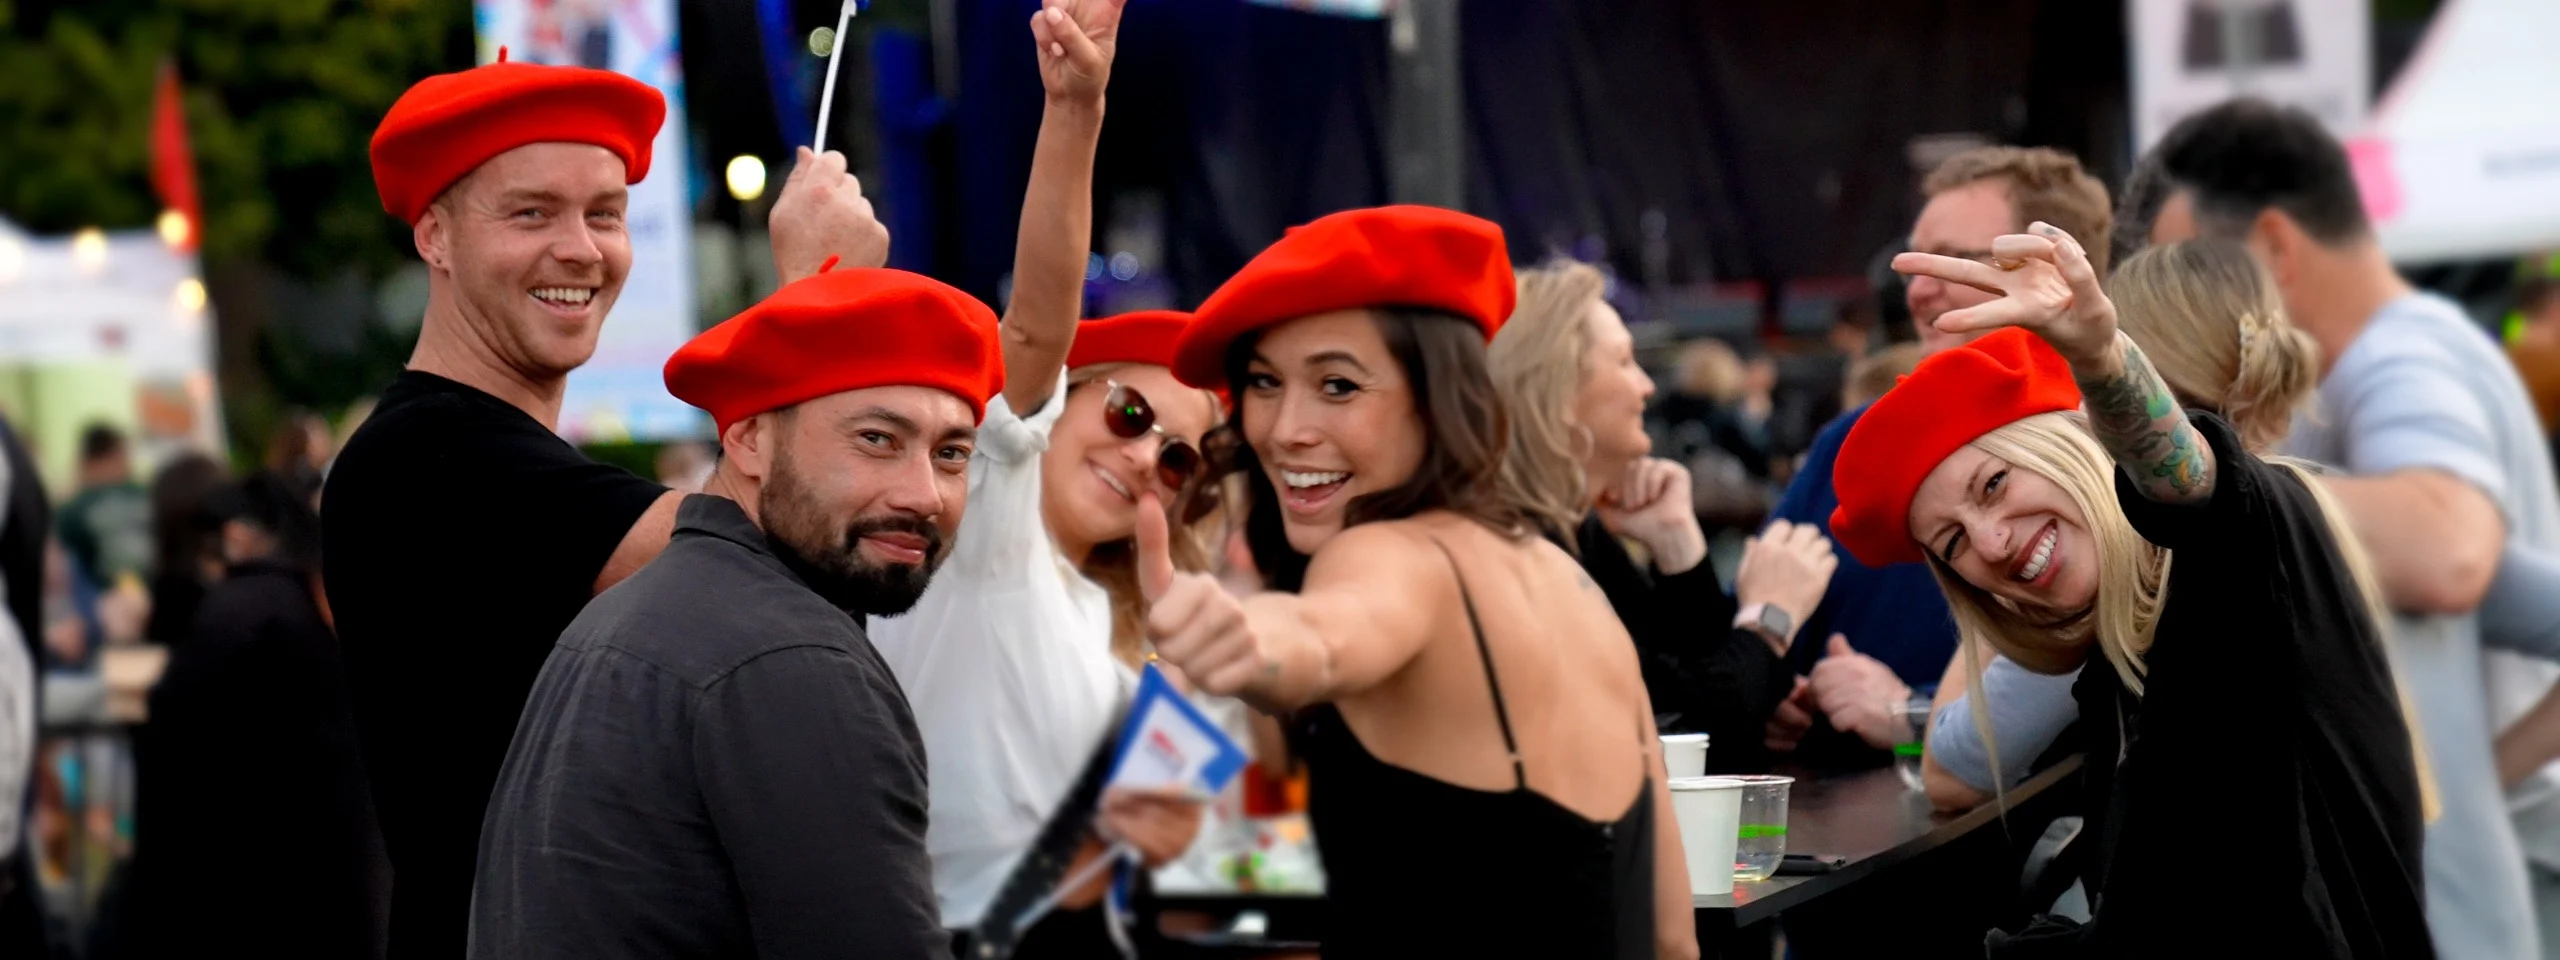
[213,471,324,572]
[1222,308,1523,591]
[79,422,127,463]
[150,453,229,585]
[2120,98,2370,258]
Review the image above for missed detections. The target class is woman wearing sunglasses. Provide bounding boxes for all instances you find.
[1140,206,1697,960]
[872,305,1225,957]
[862,3,1214,955]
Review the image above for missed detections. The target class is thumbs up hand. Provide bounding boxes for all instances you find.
[1808,634,1914,751]
[1136,492,1266,696]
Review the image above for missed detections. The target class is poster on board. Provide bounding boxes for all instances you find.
[474,0,703,442]
[2128,0,2370,153]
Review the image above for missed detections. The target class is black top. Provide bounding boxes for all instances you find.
[1299,540,1654,959]
[1991,414,2432,958]
[470,495,944,960]
[123,560,388,958]
[1570,514,1793,773]
[320,370,665,958]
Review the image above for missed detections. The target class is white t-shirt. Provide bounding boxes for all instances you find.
[869,374,1135,930]
[2285,292,2560,960]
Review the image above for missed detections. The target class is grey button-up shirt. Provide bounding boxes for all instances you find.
[471,495,944,959]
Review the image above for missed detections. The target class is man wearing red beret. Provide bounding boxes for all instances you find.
[469,266,1001,959]
[321,51,891,958]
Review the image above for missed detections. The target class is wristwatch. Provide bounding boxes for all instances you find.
[1734,603,1795,648]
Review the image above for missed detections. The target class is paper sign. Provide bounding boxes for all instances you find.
[1105,665,1247,799]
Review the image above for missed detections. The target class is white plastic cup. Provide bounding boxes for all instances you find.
[1659,733,1710,779]
[1668,776,1745,896]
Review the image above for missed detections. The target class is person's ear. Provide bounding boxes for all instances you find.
[414,203,451,273]
[722,411,782,483]
[2249,208,2301,287]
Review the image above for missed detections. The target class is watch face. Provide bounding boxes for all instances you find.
[1761,605,1794,637]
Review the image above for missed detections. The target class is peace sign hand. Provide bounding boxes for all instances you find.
[1030,0,1126,105]
[1891,222,2119,367]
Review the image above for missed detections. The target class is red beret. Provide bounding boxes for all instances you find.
[1068,311,1190,370]
[1171,205,1514,388]
[370,50,666,224]
[664,268,1005,432]
[1829,328,2083,568]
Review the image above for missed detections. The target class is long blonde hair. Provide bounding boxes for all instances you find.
[2108,239,2320,452]
[1062,363,1224,668]
[1489,260,1608,544]
[1930,412,2172,694]
[1945,411,2439,819]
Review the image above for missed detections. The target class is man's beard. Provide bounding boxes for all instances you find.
[758,446,949,617]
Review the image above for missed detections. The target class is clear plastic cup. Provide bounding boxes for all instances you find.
[1725,775,1793,881]
[1889,696,1935,792]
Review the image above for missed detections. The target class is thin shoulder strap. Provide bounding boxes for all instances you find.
[1426,536,1526,789]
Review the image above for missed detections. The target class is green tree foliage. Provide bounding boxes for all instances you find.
[0,0,470,279]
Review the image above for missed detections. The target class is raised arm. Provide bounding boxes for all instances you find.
[1893,222,2217,505]
[999,0,1124,414]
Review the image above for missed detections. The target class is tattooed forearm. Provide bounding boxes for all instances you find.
[2074,334,2217,504]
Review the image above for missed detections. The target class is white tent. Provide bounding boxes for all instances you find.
[2355,0,2560,263]
[0,216,224,487]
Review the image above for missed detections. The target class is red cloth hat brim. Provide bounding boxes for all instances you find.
[1171,205,1514,389]
[1828,328,2083,568]
[664,268,1005,433]
[371,59,666,224]
[1067,310,1192,370]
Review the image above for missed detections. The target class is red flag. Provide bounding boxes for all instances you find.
[150,60,200,252]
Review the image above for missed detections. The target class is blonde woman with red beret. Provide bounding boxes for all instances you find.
[869,305,1225,957]
[859,3,1219,955]
[1857,224,2429,956]
[1141,206,1696,960]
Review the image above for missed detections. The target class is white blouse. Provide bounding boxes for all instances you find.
[868,374,1135,930]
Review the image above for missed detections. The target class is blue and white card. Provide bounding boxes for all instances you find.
[1105,664,1248,799]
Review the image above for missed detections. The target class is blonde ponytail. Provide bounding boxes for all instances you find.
[2110,238,2317,454]
[2225,314,2321,453]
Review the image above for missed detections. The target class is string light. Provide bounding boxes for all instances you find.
[174,277,207,314]
[71,227,108,275]
[156,209,192,249]
[726,155,767,203]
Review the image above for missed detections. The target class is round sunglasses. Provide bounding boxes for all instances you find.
[1102,381,1232,521]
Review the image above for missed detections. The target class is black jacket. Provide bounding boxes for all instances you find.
[124,560,388,958]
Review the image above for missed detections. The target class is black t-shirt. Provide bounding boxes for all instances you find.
[1996,413,2431,958]
[321,371,664,959]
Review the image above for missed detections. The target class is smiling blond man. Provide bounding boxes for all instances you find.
[323,52,890,958]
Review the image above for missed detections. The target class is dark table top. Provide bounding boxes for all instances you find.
[1694,754,2085,927]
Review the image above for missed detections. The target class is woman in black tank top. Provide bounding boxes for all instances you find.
[1142,207,1697,960]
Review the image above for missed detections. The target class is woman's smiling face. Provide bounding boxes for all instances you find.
[1238,310,1427,555]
